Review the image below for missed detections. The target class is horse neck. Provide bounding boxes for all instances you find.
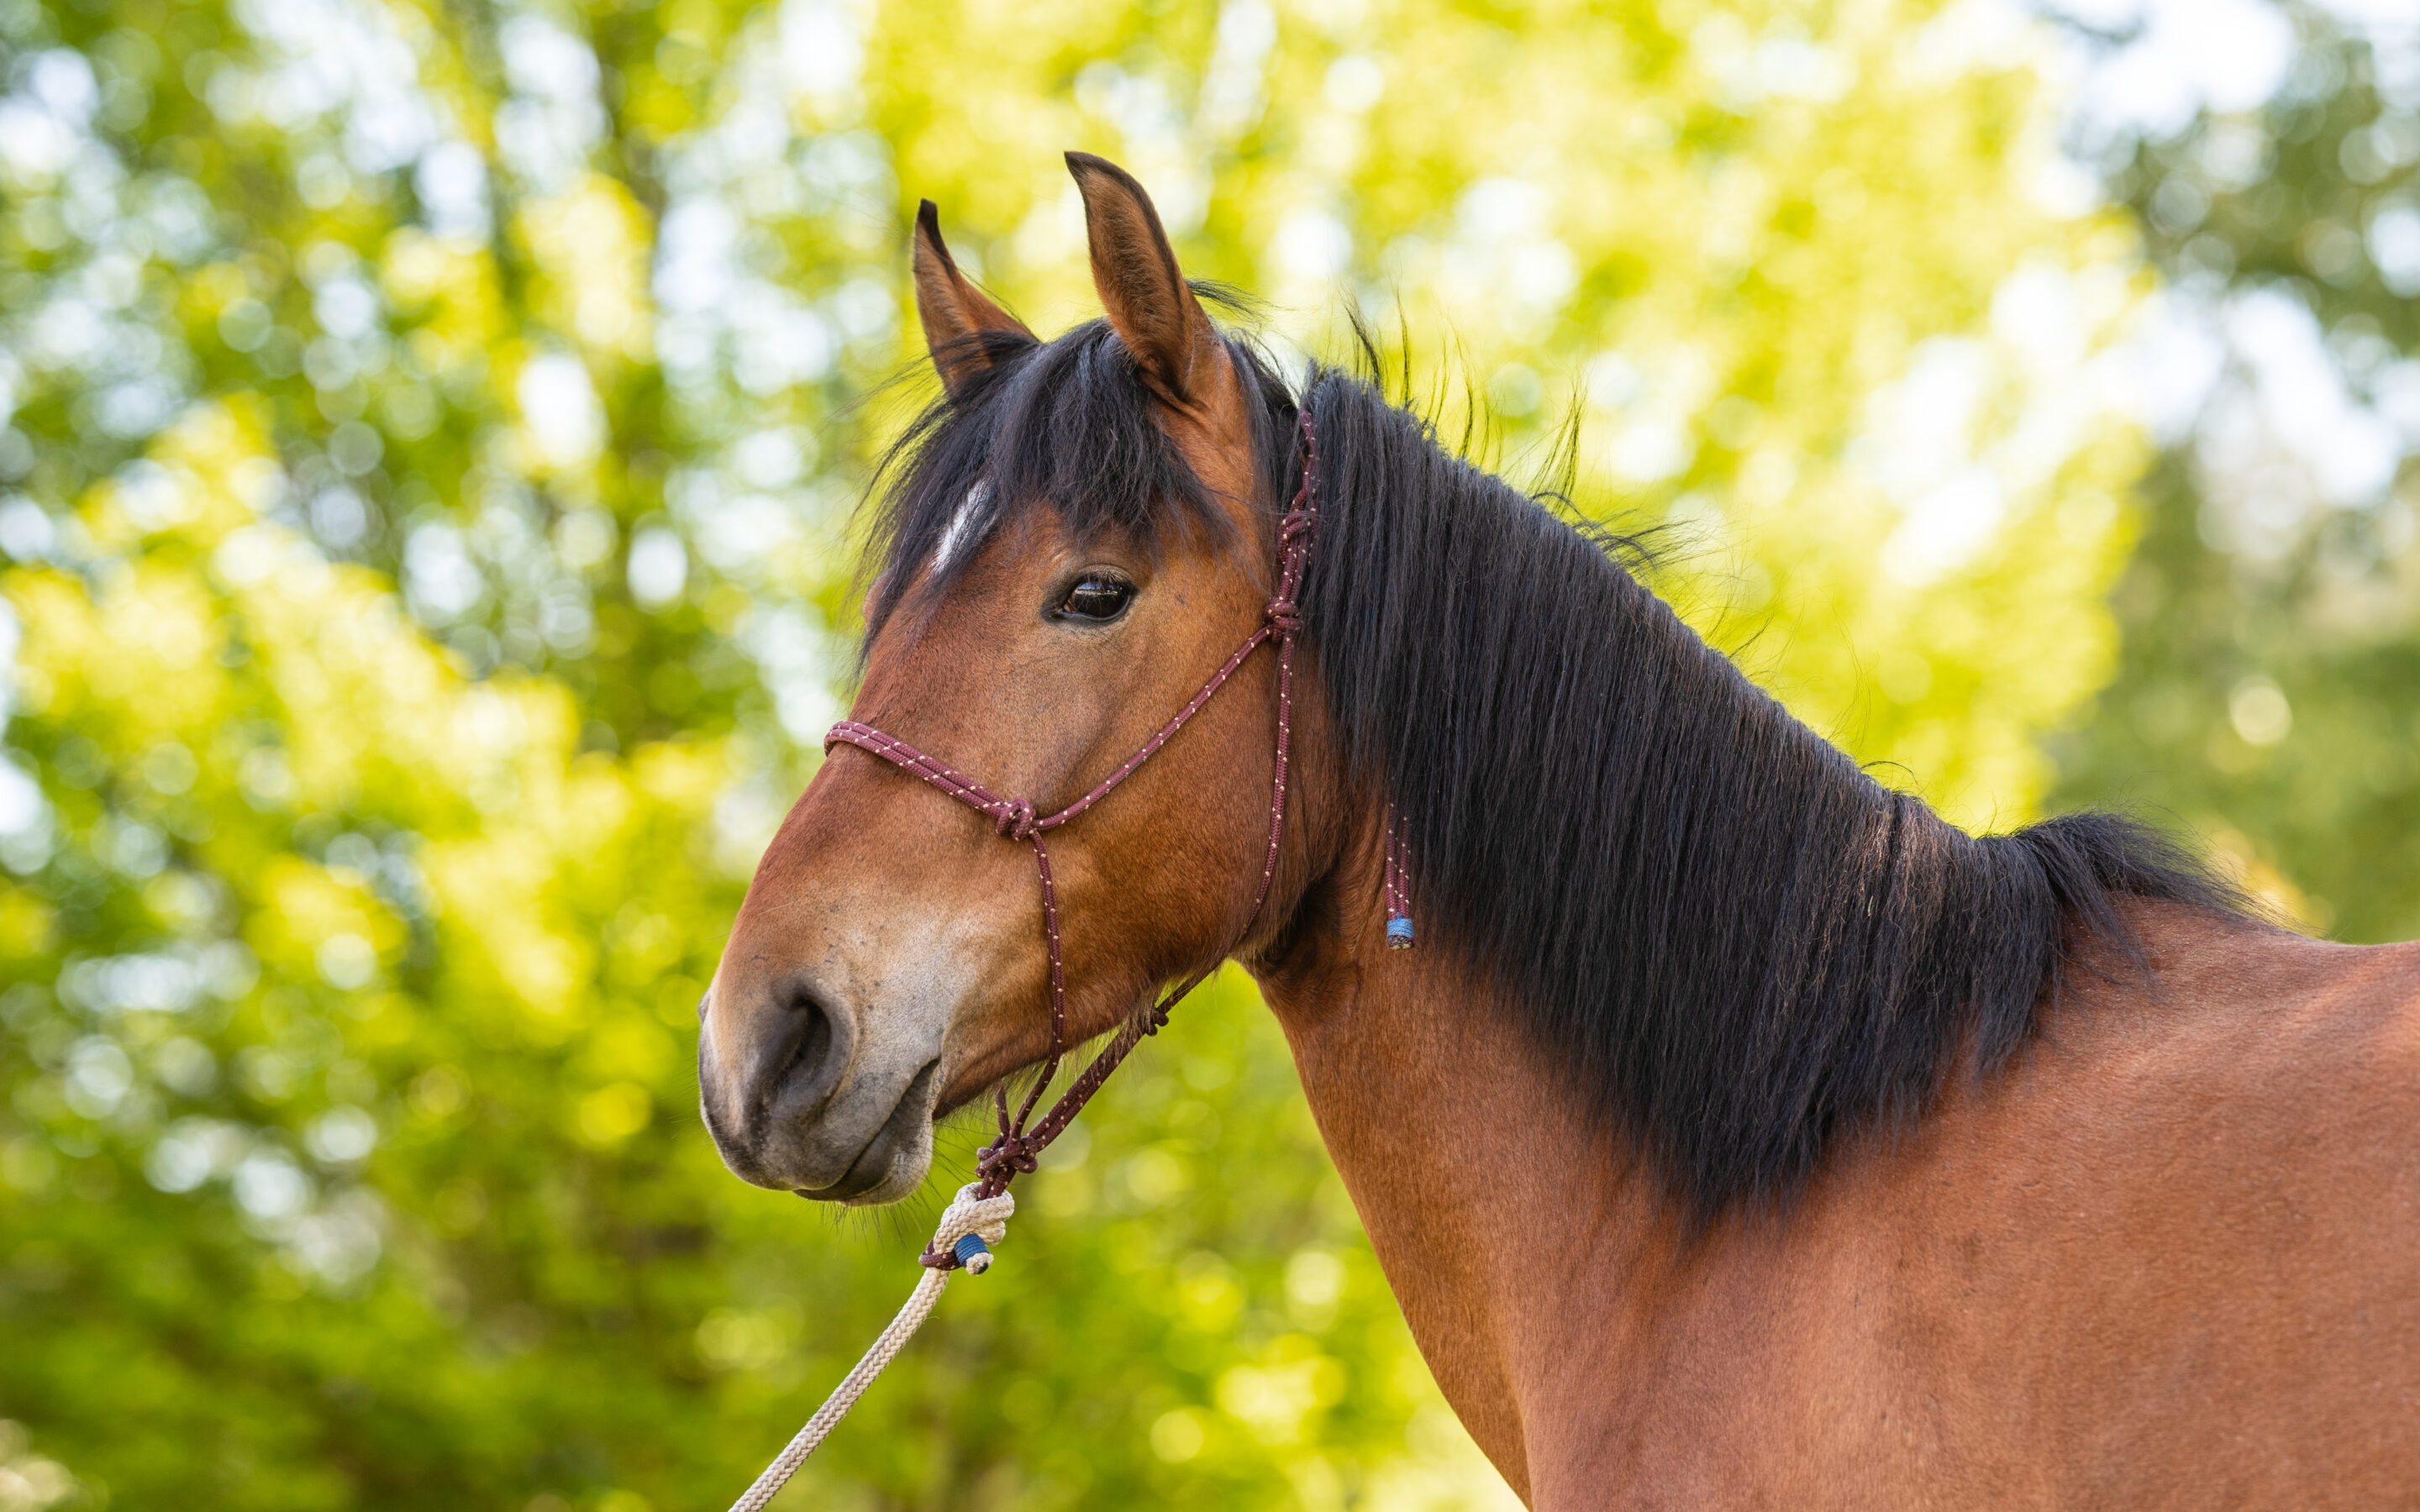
[1250,811,1680,1502]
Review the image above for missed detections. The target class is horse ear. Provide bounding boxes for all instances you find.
[1065,151,1228,408]
[913,199,1033,397]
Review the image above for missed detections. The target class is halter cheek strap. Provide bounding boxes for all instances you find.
[822,410,1414,1244]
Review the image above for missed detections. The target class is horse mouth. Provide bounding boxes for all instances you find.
[797,1057,941,1205]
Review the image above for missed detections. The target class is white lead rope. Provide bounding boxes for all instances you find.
[727,1184,1016,1512]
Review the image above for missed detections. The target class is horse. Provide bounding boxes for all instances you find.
[698,152,2420,1507]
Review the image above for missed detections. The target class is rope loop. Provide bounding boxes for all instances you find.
[915,1183,1018,1271]
[993,797,1039,841]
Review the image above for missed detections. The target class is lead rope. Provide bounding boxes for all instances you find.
[728,413,1386,1510]
[726,1184,1013,1512]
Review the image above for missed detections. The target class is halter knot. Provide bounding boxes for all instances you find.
[993,798,1039,841]
[1264,598,1302,634]
[975,1131,1040,1184]
[1278,510,1317,545]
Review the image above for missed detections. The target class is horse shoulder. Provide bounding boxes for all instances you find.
[1807,903,2420,1504]
[1583,905,2420,1510]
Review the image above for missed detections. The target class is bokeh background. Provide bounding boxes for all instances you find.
[2,0,2415,1506]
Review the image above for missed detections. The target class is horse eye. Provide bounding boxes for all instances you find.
[1057,574,1134,622]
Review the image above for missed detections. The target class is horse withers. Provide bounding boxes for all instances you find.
[699,152,2420,1507]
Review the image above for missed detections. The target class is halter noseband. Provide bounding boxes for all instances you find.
[823,411,1412,1257]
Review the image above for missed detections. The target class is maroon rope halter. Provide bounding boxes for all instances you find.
[825,412,1407,1259]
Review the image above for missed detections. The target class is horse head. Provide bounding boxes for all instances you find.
[698,155,1327,1203]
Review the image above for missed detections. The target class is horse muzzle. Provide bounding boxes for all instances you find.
[698,969,945,1204]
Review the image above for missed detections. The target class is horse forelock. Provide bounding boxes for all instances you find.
[860,317,1297,653]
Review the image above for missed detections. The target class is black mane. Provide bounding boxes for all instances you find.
[865,322,2244,1221]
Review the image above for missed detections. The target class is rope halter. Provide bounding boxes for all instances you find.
[728,407,1419,1511]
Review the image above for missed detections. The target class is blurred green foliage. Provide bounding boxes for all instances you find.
[0,0,2330,1507]
[2048,3,2420,943]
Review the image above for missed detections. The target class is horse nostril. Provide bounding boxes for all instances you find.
[786,985,833,1076]
[762,975,851,1124]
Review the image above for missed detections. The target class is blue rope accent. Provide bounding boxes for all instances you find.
[952,1233,992,1272]
[1386,917,1415,948]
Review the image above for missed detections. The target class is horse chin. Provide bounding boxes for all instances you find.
[833,1132,934,1207]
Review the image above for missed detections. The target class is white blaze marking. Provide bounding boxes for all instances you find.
[933,480,988,574]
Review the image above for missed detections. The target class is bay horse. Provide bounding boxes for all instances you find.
[700,152,2420,1507]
